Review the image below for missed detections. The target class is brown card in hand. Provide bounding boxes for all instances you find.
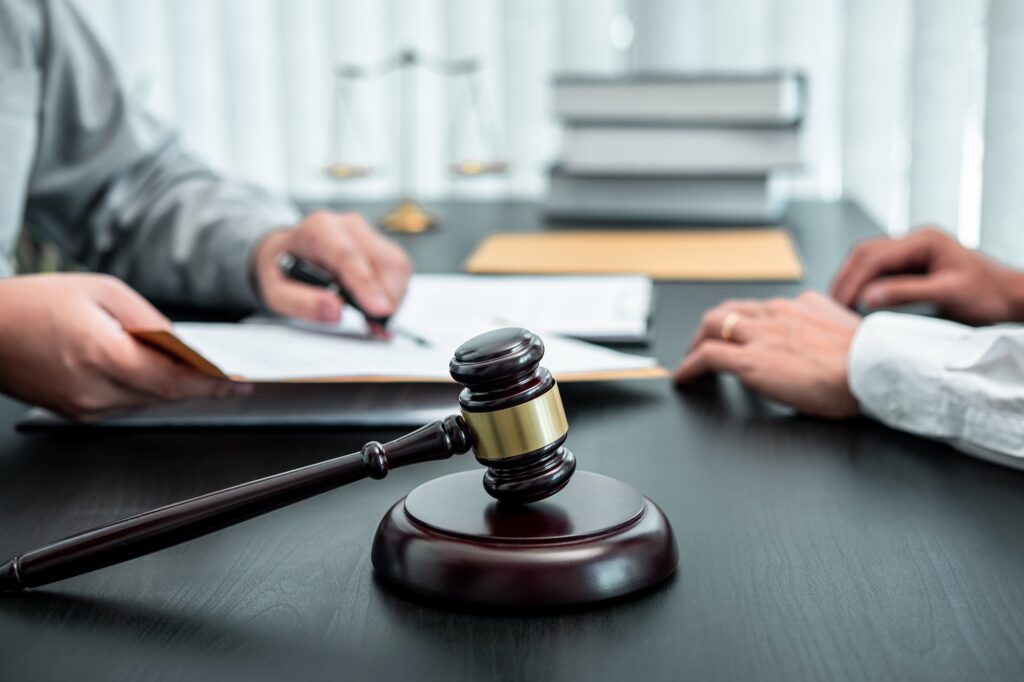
[464,229,803,281]
[130,330,231,380]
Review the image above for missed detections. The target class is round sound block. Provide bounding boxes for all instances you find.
[371,470,678,609]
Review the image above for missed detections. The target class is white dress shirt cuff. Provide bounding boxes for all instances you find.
[848,312,965,440]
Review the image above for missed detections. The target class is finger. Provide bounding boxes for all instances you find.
[692,309,756,349]
[261,270,343,323]
[59,375,159,421]
[673,340,750,383]
[297,217,394,318]
[689,301,767,349]
[860,273,955,309]
[830,238,894,305]
[102,335,247,402]
[372,241,412,308]
[830,235,932,307]
[716,300,770,319]
[344,216,413,307]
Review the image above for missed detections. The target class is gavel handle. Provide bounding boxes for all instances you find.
[0,415,470,592]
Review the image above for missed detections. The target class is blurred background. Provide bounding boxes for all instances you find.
[68,0,1021,261]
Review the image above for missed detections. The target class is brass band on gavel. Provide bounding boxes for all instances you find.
[460,385,569,461]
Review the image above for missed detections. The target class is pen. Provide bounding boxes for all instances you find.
[276,253,430,347]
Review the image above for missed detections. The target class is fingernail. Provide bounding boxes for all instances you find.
[231,382,255,397]
[864,288,886,306]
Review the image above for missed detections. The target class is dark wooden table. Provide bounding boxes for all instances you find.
[2,200,1023,682]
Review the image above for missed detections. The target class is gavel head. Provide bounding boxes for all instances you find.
[449,328,576,504]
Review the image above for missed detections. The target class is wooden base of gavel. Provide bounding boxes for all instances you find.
[0,329,678,609]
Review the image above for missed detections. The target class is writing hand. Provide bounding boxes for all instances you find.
[252,211,413,323]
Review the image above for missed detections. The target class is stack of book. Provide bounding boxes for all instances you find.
[546,72,806,223]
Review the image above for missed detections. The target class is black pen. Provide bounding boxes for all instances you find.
[276,253,430,347]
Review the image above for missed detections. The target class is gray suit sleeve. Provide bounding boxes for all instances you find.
[23,0,300,309]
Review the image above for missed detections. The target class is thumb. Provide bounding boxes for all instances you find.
[94,277,171,331]
[861,274,951,308]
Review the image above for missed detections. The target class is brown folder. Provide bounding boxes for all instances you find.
[464,229,803,281]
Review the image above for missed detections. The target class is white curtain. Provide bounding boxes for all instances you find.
[72,0,1022,262]
[979,0,1024,265]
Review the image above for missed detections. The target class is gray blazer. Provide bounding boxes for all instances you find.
[0,0,300,309]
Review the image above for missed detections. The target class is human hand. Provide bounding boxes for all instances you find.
[0,274,244,420]
[252,211,413,323]
[674,292,861,418]
[830,227,1024,324]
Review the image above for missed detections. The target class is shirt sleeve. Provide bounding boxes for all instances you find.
[849,311,1024,469]
[23,0,300,309]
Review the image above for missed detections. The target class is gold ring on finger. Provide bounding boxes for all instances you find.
[721,311,742,342]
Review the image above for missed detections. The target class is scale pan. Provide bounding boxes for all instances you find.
[325,163,376,180]
[449,159,508,177]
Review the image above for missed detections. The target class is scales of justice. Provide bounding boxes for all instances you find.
[326,49,508,234]
[0,329,677,609]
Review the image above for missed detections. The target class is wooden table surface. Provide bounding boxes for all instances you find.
[2,201,1023,682]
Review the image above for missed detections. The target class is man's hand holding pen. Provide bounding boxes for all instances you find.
[252,211,413,325]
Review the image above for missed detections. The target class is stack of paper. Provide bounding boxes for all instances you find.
[138,321,664,384]
[126,274,664,383]
[392,274,652,343]
[129,273,665,384]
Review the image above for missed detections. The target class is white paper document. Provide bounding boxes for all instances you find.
[393,274,652,343]
[171,320,661,383]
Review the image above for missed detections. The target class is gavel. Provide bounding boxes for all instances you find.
[0,328,578,592]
